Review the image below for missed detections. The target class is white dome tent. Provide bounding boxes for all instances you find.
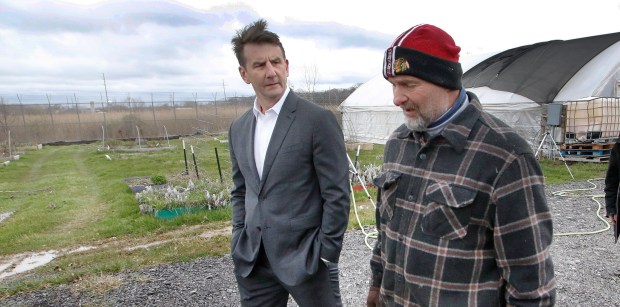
[339,52,495,144]
[339,32,620,147]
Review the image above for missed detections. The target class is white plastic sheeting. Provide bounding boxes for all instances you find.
[340,52,500,144]
[339,74,398,144]
[340,84,543,146]
[339,39,620,145]
[555,40,620,101]
[467,87,542,146]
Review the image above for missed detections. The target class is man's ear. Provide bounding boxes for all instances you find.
[285,59,289,77]
[239,66,251,84]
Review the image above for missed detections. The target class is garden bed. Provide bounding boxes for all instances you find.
[126,174,231,219]
[124,176,169,193]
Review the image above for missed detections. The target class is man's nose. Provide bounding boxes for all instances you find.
[265,62,276,77]
[393,89,406,107]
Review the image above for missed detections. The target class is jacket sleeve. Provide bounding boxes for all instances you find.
[228,123,246,243]
[493,153,556,306]
[604,142,620,217]
[313,109,351,263]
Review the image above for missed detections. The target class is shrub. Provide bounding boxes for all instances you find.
[150,175,167,185]
[357,163,382,185]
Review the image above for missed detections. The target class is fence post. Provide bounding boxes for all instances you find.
[191,145,199,179]
[193,93,199,120]
[215,147,223,183]
[74,94,82,141]
[16,95,26,128]
[171,92,177,120]
[128,93,132,114]
[46,94,56,141]
[150,93,156,126]
[100,93,108,140]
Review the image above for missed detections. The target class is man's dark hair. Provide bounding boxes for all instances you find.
[231,19,286,68]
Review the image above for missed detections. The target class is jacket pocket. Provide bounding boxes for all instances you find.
[290,213,322,231]
[280,142,304,154]
[421,181,476,240]
[373,170,402,221]
[230,225,244,252]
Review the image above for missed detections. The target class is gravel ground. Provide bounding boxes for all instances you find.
[1,179,619,306]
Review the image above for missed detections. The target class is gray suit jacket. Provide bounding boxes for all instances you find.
[228,91,350,286]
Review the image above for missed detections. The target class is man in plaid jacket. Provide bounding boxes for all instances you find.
[366,24,556,307]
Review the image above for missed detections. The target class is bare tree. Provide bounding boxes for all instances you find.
[303,64,319,101]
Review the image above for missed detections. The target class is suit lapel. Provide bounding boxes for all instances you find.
[259,93,297,190]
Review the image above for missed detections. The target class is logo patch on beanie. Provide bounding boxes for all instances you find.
[394,58,410,74]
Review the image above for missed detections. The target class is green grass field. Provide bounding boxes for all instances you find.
[0,138,608,296]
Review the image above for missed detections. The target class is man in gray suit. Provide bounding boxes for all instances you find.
[228,19,351,306]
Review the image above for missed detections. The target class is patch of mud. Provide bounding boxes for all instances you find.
[199,226,232,240]
[0,211,14,223]
[0,225,232,281]
[0,251,58,280]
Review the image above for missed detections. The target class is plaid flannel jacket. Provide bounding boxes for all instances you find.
[370,93,556,306]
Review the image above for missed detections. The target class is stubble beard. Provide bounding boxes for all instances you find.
[404,113,429,132]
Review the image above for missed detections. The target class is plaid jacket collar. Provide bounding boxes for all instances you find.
[395,91,482,153]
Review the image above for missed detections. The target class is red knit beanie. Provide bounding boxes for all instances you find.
[383,24,462,89]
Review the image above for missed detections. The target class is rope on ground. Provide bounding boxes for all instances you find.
[551,178,611,236]
[350,183,378,250]
[348,151,379,250]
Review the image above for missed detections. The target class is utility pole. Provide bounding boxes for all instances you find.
[102,73,110,107]
[222,79,227,102]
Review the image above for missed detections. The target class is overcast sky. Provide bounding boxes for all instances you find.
[1,0,619,103]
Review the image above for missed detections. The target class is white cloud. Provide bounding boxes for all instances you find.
[0,0,619,103]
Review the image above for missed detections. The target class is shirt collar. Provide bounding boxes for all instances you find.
[252,87,290,118]
[425,88,469,138]
[427,87,467,129]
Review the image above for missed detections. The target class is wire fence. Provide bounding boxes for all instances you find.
[3,90,618,162]
[0,90,352,149]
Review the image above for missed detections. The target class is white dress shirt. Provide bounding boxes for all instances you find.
[252,87,290,179]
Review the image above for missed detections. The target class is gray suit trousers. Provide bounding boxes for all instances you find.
[235,244,342,307]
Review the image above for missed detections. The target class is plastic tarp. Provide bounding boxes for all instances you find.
[466,87,542,146]
[340,32,620,145]
[463,32,620,103]
[339,52,498,144]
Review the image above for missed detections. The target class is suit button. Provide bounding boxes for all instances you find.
[419,153,426,160]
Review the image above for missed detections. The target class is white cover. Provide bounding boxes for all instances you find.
[339,43,620,145]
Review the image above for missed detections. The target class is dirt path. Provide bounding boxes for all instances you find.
[24,146,52,182]
[54,147,108,234]
[1,144,236,283]
[0,221,232,281]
